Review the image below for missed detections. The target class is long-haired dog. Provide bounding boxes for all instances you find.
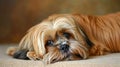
[7,12,120,64]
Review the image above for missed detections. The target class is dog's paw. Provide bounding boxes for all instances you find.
[6,47,17,56]
[43,54,51,64]
[43,53,59,64]
[27,51,40,60]
[90,44,110,56]
[43,53,55,64]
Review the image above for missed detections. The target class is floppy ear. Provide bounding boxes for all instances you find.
[19,23,46,57]
[69,14,94,58]
[71,14,94,47]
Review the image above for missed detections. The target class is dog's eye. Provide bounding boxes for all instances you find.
[63,32,70,39]
[46,40,54,46]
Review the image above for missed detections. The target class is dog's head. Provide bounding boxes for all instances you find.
[19,14,91,63]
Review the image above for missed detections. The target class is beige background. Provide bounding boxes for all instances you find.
[0,0,120,43]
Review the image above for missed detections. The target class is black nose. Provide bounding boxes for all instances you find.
[60,44,69,53]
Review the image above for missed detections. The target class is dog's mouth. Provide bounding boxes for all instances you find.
[50,51,83,63]
[52,44,85,62]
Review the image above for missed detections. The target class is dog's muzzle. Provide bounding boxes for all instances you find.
[59,41,69,53]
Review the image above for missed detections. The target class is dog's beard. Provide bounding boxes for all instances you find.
[43,39,88,64]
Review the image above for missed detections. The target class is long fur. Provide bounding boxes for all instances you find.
[72,12,120,55]
[7,12,120,64]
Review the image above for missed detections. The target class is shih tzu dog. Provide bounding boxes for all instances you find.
[7,12,120,64]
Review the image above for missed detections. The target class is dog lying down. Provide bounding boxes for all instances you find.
[7,12,120,64]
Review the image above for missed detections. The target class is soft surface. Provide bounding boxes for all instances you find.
[0,44,120,67]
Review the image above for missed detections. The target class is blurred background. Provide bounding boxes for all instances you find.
[0,0,120,44]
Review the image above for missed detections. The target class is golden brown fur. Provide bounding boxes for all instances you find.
[7,12,120,64]
[73,13,120,55]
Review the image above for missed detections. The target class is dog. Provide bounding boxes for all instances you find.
[7,12,120,64]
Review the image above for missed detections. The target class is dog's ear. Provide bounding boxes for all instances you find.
[71,14,94,47]
[19,23,46,58]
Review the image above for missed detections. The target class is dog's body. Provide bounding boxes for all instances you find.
[73,13,120,55]
[7,12,120,64]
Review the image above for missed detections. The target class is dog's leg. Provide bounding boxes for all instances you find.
[7,47,40,60]
[7,47,30,60]
[13,49,29,60]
